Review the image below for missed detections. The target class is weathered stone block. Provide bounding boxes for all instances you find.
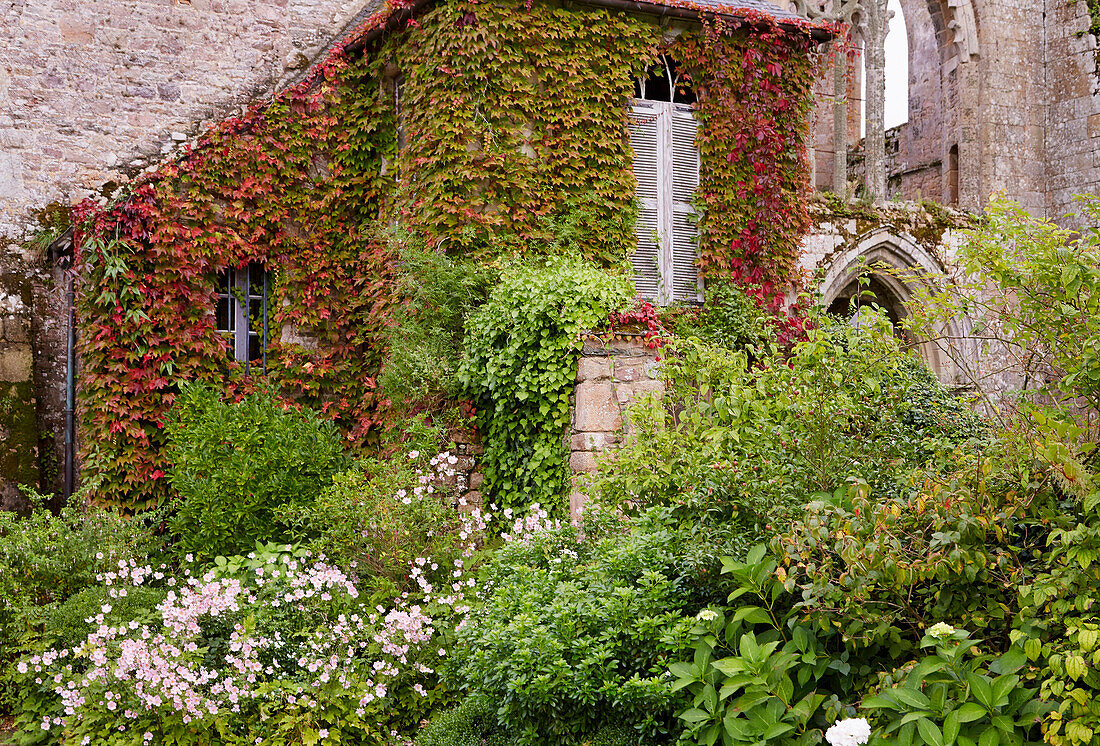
[3,316,29,344]
[573,382,621,432]
[0,348,32,382]
[569,431,618,452]
[1088,113,1100,139]
[576,356,611,382]
[568,451,598,474]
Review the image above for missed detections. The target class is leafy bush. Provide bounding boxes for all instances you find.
[861,626,1046,746]
[594,311,982,549]
[414,698,504,746]
[166,383,350,563]
[459,254,633,514]
[279,418,475,601]
[668,279,777,353]
[13,544,450,746]
[380,240,497,408]
[0,492,160,714]
[443,502,746,746]
[671,546,847,746]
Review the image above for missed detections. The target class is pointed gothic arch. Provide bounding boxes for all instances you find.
[818,228,974,386]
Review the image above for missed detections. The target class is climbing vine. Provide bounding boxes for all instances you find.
[677,13,820,299]
[71,0,826,511]
[459,256,633,513]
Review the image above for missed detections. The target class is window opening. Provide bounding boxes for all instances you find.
[629,55,700,305]
[215,262,271,375]
[634,55,696,105]
[859,0,908,138]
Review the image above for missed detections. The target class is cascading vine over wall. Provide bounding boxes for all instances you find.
[70,0,824,511]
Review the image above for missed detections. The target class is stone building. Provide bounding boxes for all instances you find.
[1,0,1098,507]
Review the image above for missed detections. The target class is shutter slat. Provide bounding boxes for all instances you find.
[671,108,699,203]
[629,105,660,201]
[672,206,699,302]
[632,201,661,300]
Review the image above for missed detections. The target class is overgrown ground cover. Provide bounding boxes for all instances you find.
[4,198,1100,746]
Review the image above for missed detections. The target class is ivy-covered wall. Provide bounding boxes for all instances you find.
[72,0,824,510]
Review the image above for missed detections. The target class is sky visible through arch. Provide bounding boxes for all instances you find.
[860,0,910,136]
[884,0,909,130]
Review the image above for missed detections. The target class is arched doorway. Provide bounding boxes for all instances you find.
[819,228,974,386]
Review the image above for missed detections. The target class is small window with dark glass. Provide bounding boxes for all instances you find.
[629,55,701,305]
[215,262,271,374]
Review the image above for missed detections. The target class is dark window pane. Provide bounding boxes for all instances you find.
[645,66,671,102]
[249,262,265,291]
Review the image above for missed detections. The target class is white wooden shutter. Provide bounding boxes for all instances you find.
[670,105,700,303]
[629,102,662,301]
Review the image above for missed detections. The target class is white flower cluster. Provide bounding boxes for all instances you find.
[927,622,957,640]
[825,718,871,746]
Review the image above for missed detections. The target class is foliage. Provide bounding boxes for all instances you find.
[379,239,497,408]
[776,472,1034,671]
[668,279,778,353]
[861,626,1046,746]
[594,312,981,556]
[0,491,161,714]
[70,0,824,509]
[165,383,349,563]
[459,255,633,514]
[72,38,396,510]
[671,545,845,746]
[445,502,747,745]
[279,417,474,601]
[903,195,1100,416]
[414,698,505,746]
[12,544,450,746]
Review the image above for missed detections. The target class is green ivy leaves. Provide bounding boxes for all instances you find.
[459,255,632,514]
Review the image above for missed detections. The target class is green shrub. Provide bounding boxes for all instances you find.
[165,383,349,563]
[279,417,473,601]
[594,312,983,547]
[380,239,497,408]
[668,279,777,353]
[0,491,160,714]
[415,698,503,746]
[670,545,847,746]
[446,503,742,746]
[860,626,1046,746]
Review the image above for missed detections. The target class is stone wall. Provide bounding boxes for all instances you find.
[567,333,663,519]
[1043,0,1100,228]
[0,266,40,512]
[1,0,380,244]
[809,0,1100,226]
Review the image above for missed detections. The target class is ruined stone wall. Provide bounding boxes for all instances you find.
[1043,0,1100,227]
[827,0,1100,225]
